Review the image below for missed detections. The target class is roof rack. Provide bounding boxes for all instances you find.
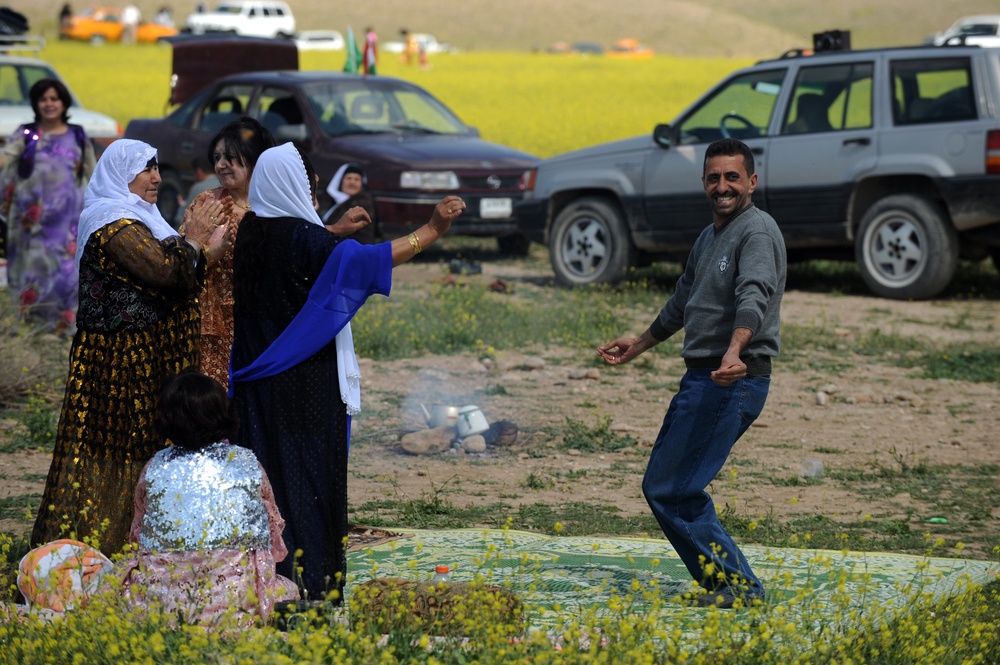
[0,35,45,54]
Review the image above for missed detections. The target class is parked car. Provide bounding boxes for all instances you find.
[293,30,344,51]
[516,43,1000,300]
[185,1,295,39]
[605,38,653,59]
[124,70,538,252]
[928,15,1000,47]
[0,51,122,154]
[382,33,456,55]
[59,7,179,44]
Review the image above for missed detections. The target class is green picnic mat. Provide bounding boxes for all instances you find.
[346,528,996,629]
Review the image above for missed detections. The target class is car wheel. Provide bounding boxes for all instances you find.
[855,194,958,300]
[549,196,635,286]
[497,233,531,257]
[89,34,106,45]
[156,170,185,229]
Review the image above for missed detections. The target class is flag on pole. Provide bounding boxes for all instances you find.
[343,26,362,74]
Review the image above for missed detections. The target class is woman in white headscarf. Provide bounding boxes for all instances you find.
[31,139,230,555]
[321,162,376,242]
[231,143,464,600]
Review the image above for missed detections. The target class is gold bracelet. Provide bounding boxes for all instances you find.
[407,232,422,255]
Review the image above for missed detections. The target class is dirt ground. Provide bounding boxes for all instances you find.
[2,251,999,558]
[347,256,1000,558]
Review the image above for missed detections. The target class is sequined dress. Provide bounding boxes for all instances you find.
[31,219,206,554]
[118,442,298,624]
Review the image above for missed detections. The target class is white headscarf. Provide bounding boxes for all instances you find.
[248,144,363,415]
[248,143,324,226]
[76,139,179,270]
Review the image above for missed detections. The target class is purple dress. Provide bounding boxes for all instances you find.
[0,126,94,332]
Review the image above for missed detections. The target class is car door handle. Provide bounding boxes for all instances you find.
[843,137,871,146]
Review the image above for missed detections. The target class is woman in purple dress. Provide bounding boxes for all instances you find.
[0,78,95,333]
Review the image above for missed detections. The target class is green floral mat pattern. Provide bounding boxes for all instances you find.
[346,528,996,629]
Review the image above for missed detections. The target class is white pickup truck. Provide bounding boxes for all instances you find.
[185,1,295,39]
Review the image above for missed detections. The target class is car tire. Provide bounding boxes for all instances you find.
[497,233,531,257]
[549,196,635,286]
[855,194,958,300]
[156,170,185,229]
[89,35,105,45]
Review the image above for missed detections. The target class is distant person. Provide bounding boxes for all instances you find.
[174,156,220,227]
[598,138,786,609]
[363,26,378,74]
[322,163,375,242]
[59,3,73,30]
[195,2,206,13]
[121,4,140,44]
[400,28,417,65]
[0,78,95,333]
[153,5,173,28]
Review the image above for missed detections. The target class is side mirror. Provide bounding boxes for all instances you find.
[652,123,673,148]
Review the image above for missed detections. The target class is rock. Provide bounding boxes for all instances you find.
[815,391,828,406]
[568,369,588,380]
[566,448,581,456]
[609,422,632,433]
[584,368,601,380]
[484,420,518,447]
[819,383,838,395]
[461,435,487,453]
[519,357,546,371]
[400,427,455,455]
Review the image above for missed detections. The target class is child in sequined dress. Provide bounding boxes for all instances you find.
[118,371,298,625]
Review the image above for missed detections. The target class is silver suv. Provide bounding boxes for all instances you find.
[516,44,1000,299]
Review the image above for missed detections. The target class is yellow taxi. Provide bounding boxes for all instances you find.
[59,7,178,44]
[606,38,654,60]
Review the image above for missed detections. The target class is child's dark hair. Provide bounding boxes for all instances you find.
[155,370,239,449]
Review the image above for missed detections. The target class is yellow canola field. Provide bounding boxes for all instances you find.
[45,41,752,158]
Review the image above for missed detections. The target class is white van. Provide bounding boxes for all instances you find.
[185,1,295,39]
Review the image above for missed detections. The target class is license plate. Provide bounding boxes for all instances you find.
[480,198,513,219]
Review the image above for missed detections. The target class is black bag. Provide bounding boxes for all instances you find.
[0,7,29,36]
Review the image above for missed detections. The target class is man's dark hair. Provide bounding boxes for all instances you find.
[703,138,755,176]
[30,78,73,124]
[207,116,276,173]
[154,370,239,450]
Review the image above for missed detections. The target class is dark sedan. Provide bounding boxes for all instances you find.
[125,71,539,253]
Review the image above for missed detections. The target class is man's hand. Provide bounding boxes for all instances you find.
[597,330,658,366]
[711,327,753,386]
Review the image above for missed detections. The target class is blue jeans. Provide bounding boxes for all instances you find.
[642,369,769,596]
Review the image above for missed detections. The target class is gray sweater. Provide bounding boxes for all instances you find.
[649,204,786,361]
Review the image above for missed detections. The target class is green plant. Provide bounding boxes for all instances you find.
[559,415,638,453]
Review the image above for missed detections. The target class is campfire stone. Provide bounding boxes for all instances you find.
[400,427,455,455]
[461,435,487,453]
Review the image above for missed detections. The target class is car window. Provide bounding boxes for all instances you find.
[891,57,976,125]
[259,86,306,134]
[677,69,785,144]
[198,84,254,133]
[783,62,873,134]
[301,81,468,137]
[0,63,59,105]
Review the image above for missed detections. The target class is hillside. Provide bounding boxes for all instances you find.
[19,0,1000,58]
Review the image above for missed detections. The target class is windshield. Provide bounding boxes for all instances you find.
[213,4,243,14]
[302,80,470,137]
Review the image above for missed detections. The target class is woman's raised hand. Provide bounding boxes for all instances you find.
[185,197,226,247]
[327,206,372,236]
[429,196,466,235]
